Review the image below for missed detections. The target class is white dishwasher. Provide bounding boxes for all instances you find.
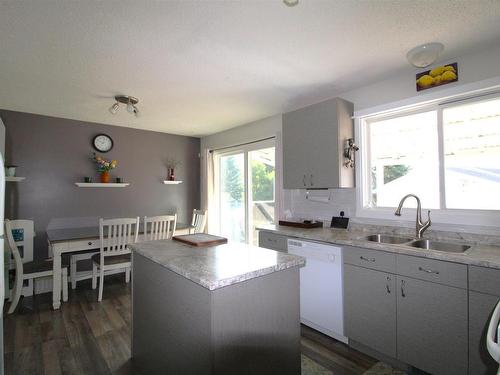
[288,239,347,343]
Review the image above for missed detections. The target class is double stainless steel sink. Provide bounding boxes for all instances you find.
[364,234,471,253]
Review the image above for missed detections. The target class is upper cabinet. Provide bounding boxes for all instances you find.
[282,97,355,189]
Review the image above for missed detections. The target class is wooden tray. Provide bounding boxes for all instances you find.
[278,220,323,229]
[172,234,228,247]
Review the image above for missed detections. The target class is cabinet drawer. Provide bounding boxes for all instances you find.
[258,231,287,252]
[343,246,396,273]
[469,265,500,296]
[68,239,100,251]
[397,255,467,289]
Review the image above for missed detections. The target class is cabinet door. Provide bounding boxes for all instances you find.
[344,264,396,357]
[397,277,468,375]
[469,291,499,375]
[282,109,312,189]
[258,231,287,252]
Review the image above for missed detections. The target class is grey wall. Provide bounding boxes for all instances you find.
[0,110,200,260]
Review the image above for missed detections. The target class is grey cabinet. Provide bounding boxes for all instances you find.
[397,276,468,375]
[344,250,468,375]
[258,231,287,252]
[469,266,500,375]
[344,264,397,358]
[283,97,354,189]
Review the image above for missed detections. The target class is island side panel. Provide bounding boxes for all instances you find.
[132,253,212,375]
[211,267,301,375]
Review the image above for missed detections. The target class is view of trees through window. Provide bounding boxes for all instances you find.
[218,146,275,244]
[365,95,500,211]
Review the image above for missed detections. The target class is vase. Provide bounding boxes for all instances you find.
[100,171,110,183]
[167,168,175,181]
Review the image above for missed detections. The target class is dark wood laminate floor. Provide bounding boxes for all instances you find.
[3,275,377,375]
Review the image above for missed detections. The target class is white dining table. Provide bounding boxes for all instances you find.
[46,223,193,309]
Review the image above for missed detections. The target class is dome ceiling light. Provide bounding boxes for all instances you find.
[283,0,299,7]
[109,95,139,117]
[406,42,444,68]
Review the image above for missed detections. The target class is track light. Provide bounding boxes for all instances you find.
[109,102,119,114]
[109,95,140,117]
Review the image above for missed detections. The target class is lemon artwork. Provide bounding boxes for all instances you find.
[416,64,457,90]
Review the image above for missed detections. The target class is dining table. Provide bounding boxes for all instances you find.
[46,222,193,309]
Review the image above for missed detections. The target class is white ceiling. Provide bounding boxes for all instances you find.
[1,1,500,137]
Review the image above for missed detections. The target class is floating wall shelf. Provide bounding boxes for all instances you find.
[75,182,130,188]
[163,180,183,185]
[6,177,26,182]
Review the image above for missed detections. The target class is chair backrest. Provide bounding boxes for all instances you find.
[191,209,207,233]
[144,214,177,241]
[4,219,24,277]
[99,217,140,256]
[5,219,34,270]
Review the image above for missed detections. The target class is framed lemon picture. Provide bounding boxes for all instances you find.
[416,62,458,91]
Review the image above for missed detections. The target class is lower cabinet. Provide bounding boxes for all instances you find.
[468,265,500,375]
[344,264,396,357]
[258,231,288,252]
[397,276,468,375]
[344,249,469,375]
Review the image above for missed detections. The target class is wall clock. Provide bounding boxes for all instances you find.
[92,134,114,153]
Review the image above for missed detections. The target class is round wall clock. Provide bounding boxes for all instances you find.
[92,134,114,153]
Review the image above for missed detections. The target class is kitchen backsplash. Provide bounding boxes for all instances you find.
[283,188,356,222]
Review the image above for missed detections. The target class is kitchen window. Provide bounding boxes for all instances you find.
[360,93,500,221]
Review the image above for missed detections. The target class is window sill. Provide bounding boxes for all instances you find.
[355,207,500,234]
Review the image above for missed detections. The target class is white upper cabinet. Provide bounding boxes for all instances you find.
[282,97,354,189]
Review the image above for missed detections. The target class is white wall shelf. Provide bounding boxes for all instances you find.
[163,180,183,185]
[6,177,26,182]
[75,182,130,188]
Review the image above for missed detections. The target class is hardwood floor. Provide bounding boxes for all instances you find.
[3,275,377,375]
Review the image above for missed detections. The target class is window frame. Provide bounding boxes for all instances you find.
[356,91,500,228]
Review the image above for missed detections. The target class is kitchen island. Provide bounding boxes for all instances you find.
[129,239,305,375]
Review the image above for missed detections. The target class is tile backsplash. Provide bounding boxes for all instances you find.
[283,188,356,223]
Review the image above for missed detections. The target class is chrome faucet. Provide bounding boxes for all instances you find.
[394,194,431,239]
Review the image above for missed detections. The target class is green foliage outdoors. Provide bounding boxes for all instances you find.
[222,157,275,203]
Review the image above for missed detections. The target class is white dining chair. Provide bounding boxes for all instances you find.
[143,214,177,241]
[190,209,207,234]
[92,217,139,302]
[5,219,68,314]
[487,299,500,375]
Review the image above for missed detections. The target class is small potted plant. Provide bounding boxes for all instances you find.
[92,153,117,183]
[165,158,181,181]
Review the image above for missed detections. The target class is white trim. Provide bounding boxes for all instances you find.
[353,76,500,119]
[355,88,500,227]
[212,138,277,244]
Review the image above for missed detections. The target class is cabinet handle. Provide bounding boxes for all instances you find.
[88,242,92,245]
[386,276,391,294]
[401,279,406,298]
[310,174,314,186]
[303,174,307,187]
[418,266,440,275]
[359,256,376,262]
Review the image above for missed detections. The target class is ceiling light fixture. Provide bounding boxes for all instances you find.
[283,0,299,7]
[406,42,444,68]
[109,95,140,117]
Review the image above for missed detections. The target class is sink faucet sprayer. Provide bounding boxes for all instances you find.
[394,194,431,239]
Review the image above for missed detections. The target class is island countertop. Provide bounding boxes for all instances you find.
[129,239,305,290]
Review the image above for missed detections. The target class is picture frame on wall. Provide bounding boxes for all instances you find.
[416,62,458,92]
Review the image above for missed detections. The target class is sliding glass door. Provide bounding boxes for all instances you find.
[215,139,276,244]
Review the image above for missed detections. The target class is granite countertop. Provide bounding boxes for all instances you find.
[258,224,500,270]
[129,239,305,290]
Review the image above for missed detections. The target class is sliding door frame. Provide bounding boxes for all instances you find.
[213,138,276,244]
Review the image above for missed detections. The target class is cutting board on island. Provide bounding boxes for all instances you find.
[172,233,228,247]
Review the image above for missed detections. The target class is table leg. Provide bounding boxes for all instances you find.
[52,244,62,310]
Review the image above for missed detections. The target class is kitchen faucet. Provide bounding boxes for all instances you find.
[394,194,431,239]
